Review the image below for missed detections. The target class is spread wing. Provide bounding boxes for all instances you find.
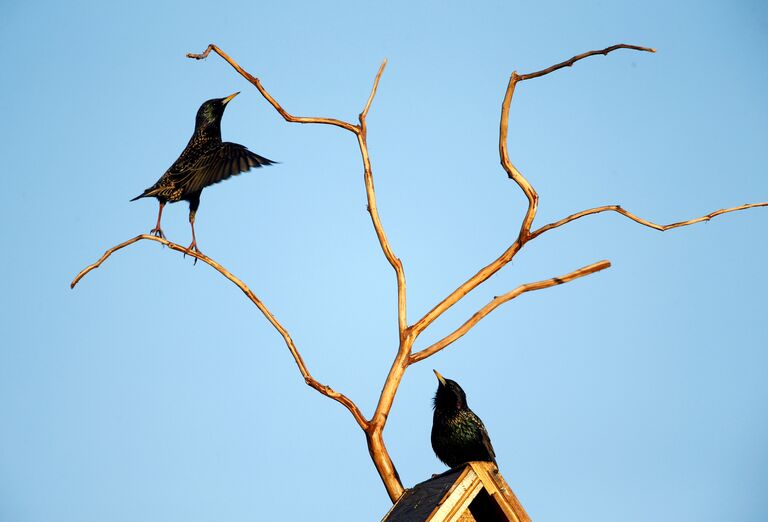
[171,142,275,194]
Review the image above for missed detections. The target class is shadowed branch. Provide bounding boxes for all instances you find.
[71,234,369,430]
[517,43,655,82]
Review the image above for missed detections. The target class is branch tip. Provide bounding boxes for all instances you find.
[361,59,388,121]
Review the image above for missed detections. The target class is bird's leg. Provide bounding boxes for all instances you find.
[150,202,166,239]
[185,209,201,264]
[184,193,203,264]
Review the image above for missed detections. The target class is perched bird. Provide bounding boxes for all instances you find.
[431,370,497,468]
[131,92,275,254]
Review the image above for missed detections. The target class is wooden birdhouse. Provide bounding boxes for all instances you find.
[381,462,531,522]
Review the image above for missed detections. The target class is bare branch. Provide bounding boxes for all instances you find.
[356,62,410,468]
[499,44,655,240]
[187,45,407,499]
[188,44,406,336]
[412,44,660,340]
[77,43,762,506]
[357,132,408,335]
[71,234,369,430]
[530,202,768,239]
[517,44,656,82]
[409,260,611,364]
[499,74,538,238]
[187,44,360,134]
[353,59,408,336]
[361,59,388,123]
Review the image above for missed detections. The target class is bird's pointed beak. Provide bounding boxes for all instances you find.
[222,91,240,105]
[433,369,446,386]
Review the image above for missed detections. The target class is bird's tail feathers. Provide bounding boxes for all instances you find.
[130,188,157,202]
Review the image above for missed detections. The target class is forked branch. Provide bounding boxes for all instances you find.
[411,43,766,342]
[187,44,359,133]
[71,234,369,430]
[72,43,766,506]
[187,45,406,336]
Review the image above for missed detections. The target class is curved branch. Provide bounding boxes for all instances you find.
[187,44,406,501]
[188,44,406,335]
[410,260,611,364]
[500,74,538,239]
[529,202,768,239]
[412,44,659,340]
[187,44,360,134]
[356,60,410,502]
[517,44,656,82]
[356,59,408,336]
[358,132,408,335]
[71,235,369,430]
[500,44,655,240]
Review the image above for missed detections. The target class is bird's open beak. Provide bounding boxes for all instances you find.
[433,369,447,386]
[222,91,240,105]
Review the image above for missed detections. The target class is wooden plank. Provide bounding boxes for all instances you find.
[429,470,483,522]
[382,463,532,522]
[469,462,531,522]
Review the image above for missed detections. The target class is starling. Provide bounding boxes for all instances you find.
[431,370,497,468]
[131,92,275,254]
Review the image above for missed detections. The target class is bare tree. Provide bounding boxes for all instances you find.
[72,43,767,502]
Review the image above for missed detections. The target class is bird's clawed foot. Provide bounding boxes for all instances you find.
[184,241,202,265]
[150,227,166,240]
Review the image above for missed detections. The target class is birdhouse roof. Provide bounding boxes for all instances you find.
[380,461,530,522]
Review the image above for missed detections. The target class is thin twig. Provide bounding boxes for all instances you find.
[410,260,611,363]
[187,44,359,133]
[355,61,408,336]
[518,44,656,82]
[529,202,768,239]
[71,234,369,430]
[361,59,388,123]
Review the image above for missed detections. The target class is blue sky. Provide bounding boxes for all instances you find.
[1,1,767,520]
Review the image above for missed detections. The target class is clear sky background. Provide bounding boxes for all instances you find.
[1,1,767,521]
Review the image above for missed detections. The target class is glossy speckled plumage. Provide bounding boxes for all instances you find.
[131,93,274,253]
[431,370,497,468]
